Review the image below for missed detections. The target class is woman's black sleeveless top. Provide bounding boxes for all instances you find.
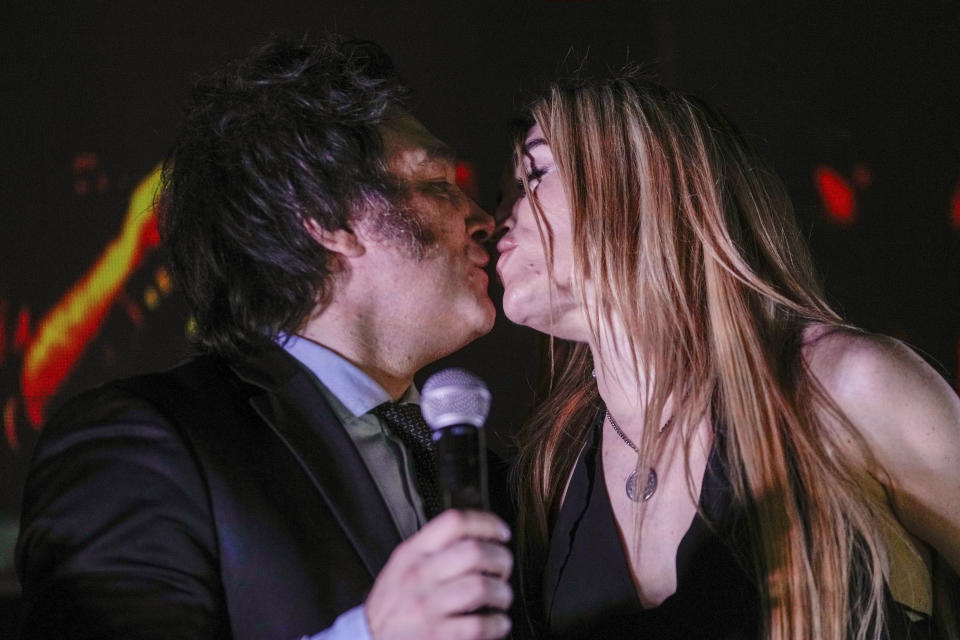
[540,412,934,639]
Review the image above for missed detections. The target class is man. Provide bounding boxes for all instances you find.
[17,37,513,640]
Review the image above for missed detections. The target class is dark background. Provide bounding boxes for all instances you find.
[2,1,959,633]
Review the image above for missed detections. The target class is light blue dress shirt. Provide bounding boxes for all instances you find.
[281,335,425,640]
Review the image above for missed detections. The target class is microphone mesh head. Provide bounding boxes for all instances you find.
[421,368,491,430]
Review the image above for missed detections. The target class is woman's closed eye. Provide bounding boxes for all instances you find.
[516,167,548,198]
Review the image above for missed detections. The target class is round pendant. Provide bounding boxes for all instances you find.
[625,468,658,502]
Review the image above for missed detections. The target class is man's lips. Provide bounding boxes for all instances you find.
[470,266,491,297]
[470,243,490,270]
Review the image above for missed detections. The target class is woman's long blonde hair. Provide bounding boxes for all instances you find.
[512,77,896,640]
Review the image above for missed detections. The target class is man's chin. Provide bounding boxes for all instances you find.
[454,308,495,349]
[478,299,497,335]
[434,302,496,356]
[463,293,496,335]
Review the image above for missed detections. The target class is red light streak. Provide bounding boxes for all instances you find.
[814,165,857,226]
[14,307,30,352]
[19,165,163,427]
[456,161,479,201]
[950,179,960,231]
[4,397,16,451]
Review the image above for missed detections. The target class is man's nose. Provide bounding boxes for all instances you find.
[466,199,495,243]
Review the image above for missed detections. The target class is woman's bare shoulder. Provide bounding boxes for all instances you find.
[800,324,959,432]
[801,323,960,570]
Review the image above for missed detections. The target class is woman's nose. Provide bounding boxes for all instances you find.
[494,216,518,254]
[489,206,515,248]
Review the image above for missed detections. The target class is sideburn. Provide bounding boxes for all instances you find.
[353,182,437,260]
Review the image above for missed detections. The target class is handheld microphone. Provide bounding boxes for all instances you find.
[421,368,491,511]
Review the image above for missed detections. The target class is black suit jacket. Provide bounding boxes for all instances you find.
[17,346,510,639]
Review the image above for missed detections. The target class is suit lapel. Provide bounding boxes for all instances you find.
[230,348,402,580]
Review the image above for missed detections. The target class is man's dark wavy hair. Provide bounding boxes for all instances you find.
[159,35,408,358]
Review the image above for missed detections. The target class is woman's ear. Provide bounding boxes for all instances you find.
[304,218,365,258]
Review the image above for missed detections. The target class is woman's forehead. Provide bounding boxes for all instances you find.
[523,123,549,151]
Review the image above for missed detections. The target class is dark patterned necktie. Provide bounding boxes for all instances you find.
[371,402,443,519]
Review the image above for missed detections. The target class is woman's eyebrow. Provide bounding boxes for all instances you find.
[523,138,548,153]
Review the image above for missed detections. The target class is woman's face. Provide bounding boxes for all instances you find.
[496,124,589,341]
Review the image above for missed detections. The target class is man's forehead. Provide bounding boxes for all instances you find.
[380,112,457,174]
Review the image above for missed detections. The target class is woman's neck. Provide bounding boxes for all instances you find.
[587,322,657,440]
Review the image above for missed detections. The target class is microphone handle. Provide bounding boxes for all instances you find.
[433,424,489,511]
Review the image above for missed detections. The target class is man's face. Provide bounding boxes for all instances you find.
[358,112,496,362]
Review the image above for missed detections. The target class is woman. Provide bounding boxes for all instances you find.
[496,76,960,639]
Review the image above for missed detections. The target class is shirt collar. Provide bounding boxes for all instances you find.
[280,334,419,417]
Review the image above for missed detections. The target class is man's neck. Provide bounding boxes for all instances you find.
[298,308,417,401]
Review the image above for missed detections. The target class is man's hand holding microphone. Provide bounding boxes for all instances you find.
[365,370,513,640]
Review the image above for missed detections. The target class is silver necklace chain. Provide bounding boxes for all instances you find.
[605,411,658,502]
[606,410,639,452]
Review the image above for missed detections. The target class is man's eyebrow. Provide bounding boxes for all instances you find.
[523,138,548,153]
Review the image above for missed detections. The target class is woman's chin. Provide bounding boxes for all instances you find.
[502,300,548,333]
[502,302,588,342]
